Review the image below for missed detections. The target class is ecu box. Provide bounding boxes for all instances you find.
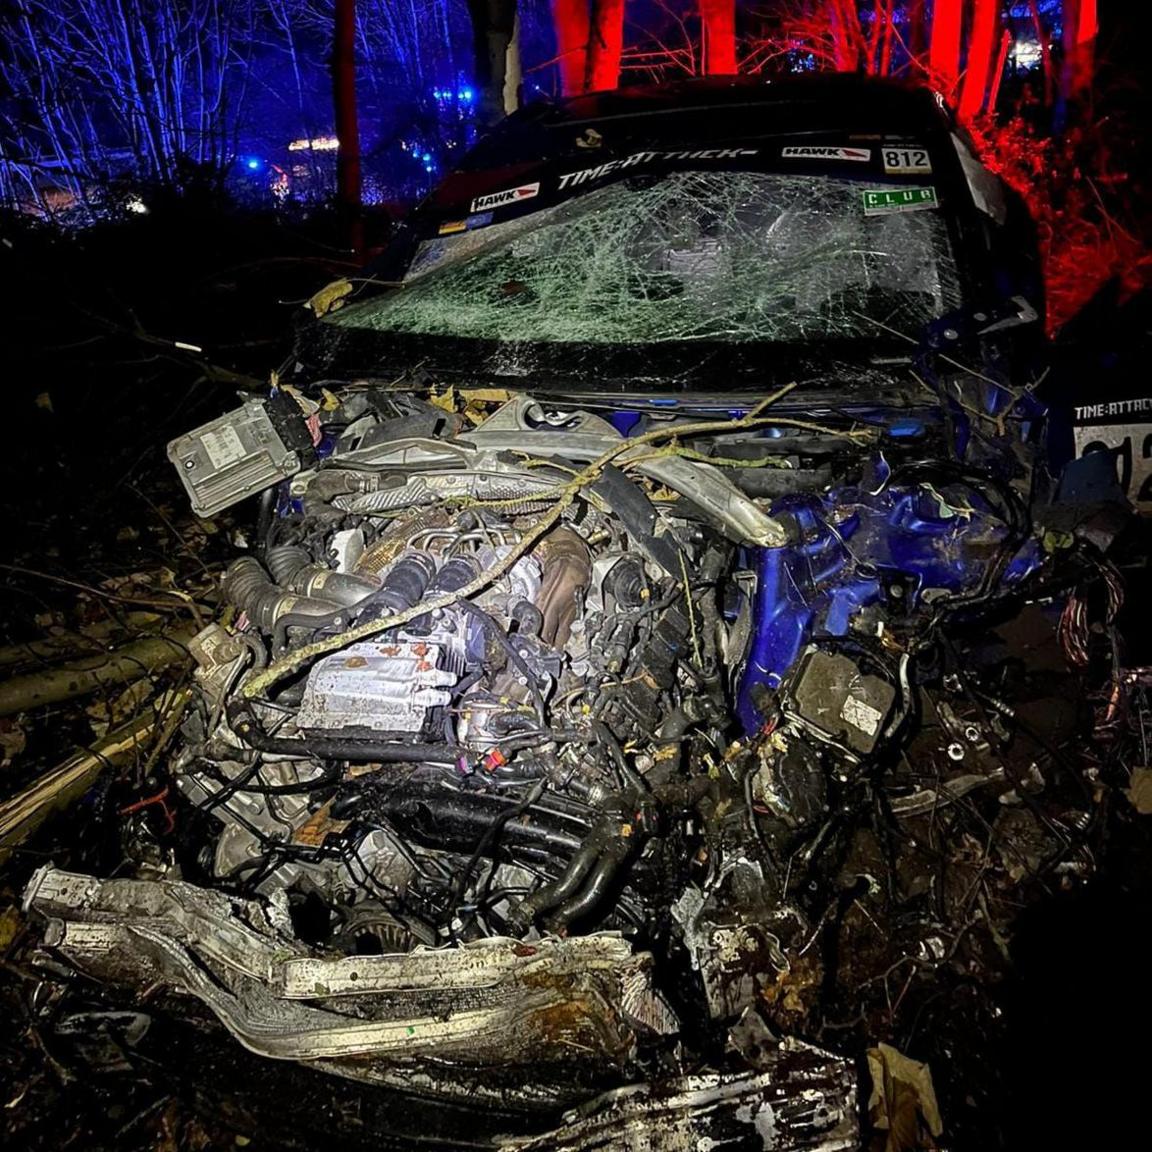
[167,394,311,518]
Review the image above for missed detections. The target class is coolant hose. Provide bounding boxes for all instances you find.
[545,840,634,931]
[648,697,713,787]
[508,800,633,929]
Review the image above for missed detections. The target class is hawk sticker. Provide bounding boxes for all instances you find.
[470,182,540,213]
[781,146,871,162]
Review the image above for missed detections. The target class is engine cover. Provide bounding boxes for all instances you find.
[297,635,462,736]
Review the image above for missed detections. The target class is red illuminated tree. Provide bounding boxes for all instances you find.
[700,0,737,74]
[549,0,739,94]
[1062,0,1097,103]
[552,0,591,94]
[585,0,627,91]
[958,0,1001,120]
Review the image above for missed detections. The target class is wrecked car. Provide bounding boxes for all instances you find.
[23,76,1115,1148]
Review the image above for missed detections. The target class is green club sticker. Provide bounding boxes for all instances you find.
[862,187,938,216]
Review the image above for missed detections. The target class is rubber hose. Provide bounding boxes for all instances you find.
[266,544,312,585]
[508,806,626,927]
[545,839,633,931]
[222,558,340,633]
[267,545,381,608]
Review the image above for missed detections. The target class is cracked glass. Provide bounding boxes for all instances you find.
[331,171,961,345]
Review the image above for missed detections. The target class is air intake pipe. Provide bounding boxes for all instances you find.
[266,544,380,608]
[221,557,342,633]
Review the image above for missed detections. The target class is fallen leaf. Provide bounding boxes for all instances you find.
[429,386,458,415]
[867,1042,943,1152]
[308,278,353,317]
[1125,767,1152,814]
[0,905,22,952]
[292,802,350,847]
[0,718,25,767]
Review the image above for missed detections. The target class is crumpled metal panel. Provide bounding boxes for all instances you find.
[22,865,675,1068]
[498,1038,857,1151]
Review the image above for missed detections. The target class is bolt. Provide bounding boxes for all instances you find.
[943,327,959,341]
[947,742,965,761]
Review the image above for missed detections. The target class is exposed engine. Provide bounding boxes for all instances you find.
[23,380,1117,1141]
[163,389,1031,950]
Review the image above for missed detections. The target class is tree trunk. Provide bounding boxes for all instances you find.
[552,0,590,95]
[1028,0,1054,107]
[585,0,626,92]
[0,690,189,867]
[333,0,362,254]
[929,0,963,98]
[1061,0,1097,104]
[828,0,859,71]
[700,0,737,75]
[504,11,522,114]
[959,0,1000,120]
[986,29,1011,116]
[906,0,929,63]
[0,632,193,717]
[877,0,896,77]
[468,0,518,122]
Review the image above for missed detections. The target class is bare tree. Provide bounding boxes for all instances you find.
[585,0,626,90]
[552,0,591,95]
[928,0,963,96]
[0,0,251,213]
[468,0,520,120]
[333,0,362,249]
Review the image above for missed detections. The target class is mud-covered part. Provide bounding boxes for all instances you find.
[498,1038,857,1151]
[24,866,675,1072]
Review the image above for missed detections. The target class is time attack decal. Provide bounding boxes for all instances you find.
[558,148,759,190]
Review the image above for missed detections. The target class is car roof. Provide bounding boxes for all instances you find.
[461,75,955,169]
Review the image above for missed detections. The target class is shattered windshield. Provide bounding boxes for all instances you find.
[330,170,961,346]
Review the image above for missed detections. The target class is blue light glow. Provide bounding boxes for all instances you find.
[459,87,473,102]
[245,157,261,170]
